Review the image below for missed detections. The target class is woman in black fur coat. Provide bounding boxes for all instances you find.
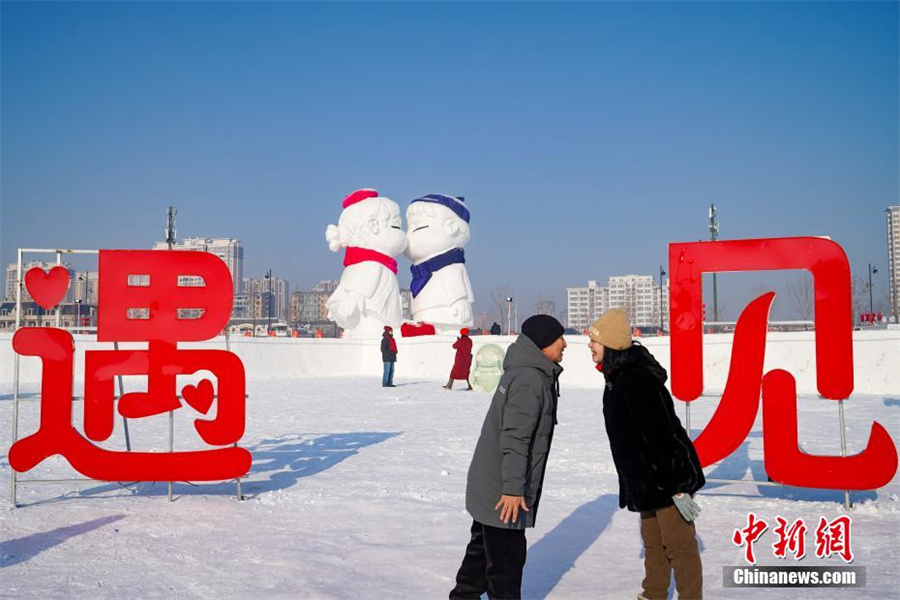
[589,308,704,600]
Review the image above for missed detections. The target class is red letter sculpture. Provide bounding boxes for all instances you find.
[9,251,251,481]
[669,237,896,490]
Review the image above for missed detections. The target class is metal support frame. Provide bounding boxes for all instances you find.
[114,342,132,452]
[838,400,851,510]
[167,225,175,503]
[11,248,133,506]
[8,247,246,506]
[226,326,244,501]
[168,412,174,502]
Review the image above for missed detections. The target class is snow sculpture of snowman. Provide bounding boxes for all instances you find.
[471,344,506,393]
[405,194,474,334]
[325,189,407,337]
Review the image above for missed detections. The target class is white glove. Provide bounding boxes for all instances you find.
[672,493,701,522]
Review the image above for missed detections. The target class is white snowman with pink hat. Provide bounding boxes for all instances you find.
[325,189,407,337]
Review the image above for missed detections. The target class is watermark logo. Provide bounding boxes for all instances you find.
[727,513,863,588]
[724,566,866,588]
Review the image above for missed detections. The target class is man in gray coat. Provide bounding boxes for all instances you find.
[450,314,566,600]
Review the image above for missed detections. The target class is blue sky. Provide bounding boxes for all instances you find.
[2,1,897,322]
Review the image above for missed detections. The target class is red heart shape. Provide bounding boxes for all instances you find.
[24,266,71,310]
[182,379,215,415]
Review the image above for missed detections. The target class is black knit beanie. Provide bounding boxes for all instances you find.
[521,314,565,349]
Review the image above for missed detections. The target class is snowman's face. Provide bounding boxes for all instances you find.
[359,200,407,257]
[405,202,470,263]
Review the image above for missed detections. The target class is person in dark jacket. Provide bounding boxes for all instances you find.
[444,328,474,390]
[450,315,566,600]
[490,322,502,335]
[589,308,704,600]
[380,326,398,387]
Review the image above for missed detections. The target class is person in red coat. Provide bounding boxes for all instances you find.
[444,328,474,390]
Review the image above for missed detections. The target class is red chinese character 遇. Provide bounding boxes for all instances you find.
[732,513,769,564]
[772,516,807,560]
[815,516,854,563]
[9,250,251,482]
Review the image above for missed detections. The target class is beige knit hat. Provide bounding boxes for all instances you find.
[589,308,633,350]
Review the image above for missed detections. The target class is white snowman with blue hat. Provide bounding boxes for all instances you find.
[404,194,475,334]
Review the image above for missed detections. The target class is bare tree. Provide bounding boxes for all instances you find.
[490,284,514,329]
[749,284,770,301]
[534,294,556,316]
[850,275,867,324]
[716,284,769,324]
[474,312,491,330]
[786,275,814,321]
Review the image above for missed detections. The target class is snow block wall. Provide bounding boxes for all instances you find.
[1,329,898,396]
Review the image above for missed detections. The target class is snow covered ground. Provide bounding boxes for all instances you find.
[1,370,898,598]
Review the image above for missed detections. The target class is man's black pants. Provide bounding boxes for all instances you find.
[449,519,527,600]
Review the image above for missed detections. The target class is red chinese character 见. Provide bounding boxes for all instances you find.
[668,237,897,490]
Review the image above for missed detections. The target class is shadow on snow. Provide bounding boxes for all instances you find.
[522,494,619,600]
[700,435,877,504]
[0,514,125,568]
[239,431,403,498]
[71,431,402,500]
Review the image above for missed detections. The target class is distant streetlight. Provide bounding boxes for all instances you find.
[264,270,273,333]
[76,273,86,332]
[506,297,513,335]
[659,266,667,331]
[708,204,719,323]
[868,263,879,314]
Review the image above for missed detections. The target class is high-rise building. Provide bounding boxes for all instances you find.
[73,271,100,305]
[566,280,607,331]
[291,290,332,323]
[400,288,412,321]
[568,275,669,330]
[312,280,339,293]
[887,205,900,321]
[244,276,289,321]
[231,293,253,320]
[609,275,661,329]
[273,278,289,321]
[153,237,243,294]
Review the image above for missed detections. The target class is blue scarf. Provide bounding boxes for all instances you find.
[409,248,465,298]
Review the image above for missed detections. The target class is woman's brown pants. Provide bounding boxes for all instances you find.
[639,505,703,599]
